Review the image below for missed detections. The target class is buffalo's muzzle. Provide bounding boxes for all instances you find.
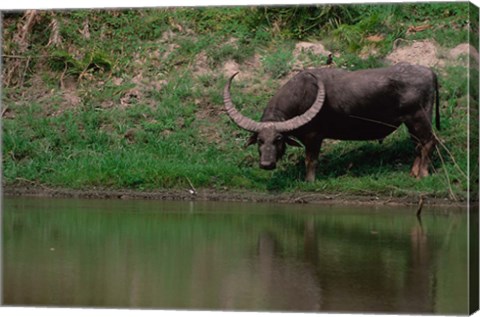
[260,161,276,170]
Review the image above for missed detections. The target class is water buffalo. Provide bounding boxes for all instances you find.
[224,62,440,182]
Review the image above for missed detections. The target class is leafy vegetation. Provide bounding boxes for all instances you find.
[2,3,475,201]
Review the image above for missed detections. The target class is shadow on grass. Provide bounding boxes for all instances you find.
[266,138,418,191]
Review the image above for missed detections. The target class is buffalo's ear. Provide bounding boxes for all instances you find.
[285,136,302,147]
[244,134,257,148]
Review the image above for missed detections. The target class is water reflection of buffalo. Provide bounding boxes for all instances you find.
[211,219,434,313]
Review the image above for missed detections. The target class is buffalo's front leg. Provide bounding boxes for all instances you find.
[304,136,323,182]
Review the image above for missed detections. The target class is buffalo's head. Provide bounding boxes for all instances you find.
[245,125,307,170]
[223,72,325,170]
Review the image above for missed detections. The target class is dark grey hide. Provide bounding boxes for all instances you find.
[224,62,440,182]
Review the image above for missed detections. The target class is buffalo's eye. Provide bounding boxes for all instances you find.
[275,135,283,142]
[258,139,264,145]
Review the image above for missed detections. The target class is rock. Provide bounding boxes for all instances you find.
[294,42,331,57]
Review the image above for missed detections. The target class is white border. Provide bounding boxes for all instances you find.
[0,0,469,10]
[1,0,479,317]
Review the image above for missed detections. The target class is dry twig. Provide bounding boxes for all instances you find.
[4,10,39,86]
[2,106,9,118]
[47,15,62,47]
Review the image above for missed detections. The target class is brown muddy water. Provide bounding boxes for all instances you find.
[2,197,469,314]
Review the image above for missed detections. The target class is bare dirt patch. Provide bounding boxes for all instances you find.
[223,59,241,78]
[245,53,262,69]
[14,68,83,118]
[449,43,479,65]
[386,40,444,67]
[57,91,80,116]
[61,90,81,111]
[193,51,210,77]
[222,53,263,82]
[386,40,477,68]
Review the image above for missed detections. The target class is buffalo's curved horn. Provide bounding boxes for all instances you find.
[224,72,264,133]
[274,73,326,132]
[224,71,326,133]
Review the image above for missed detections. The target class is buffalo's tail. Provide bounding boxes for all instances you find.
[434,73,440,130]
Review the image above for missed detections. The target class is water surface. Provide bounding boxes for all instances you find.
[3,197,468,313]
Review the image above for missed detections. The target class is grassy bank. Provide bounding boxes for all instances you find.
[2,3,476,201]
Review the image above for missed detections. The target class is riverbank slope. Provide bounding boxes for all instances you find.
[2,4,477,204]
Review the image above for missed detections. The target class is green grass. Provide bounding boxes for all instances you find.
[261,44,295,78]
[2,3,474,201]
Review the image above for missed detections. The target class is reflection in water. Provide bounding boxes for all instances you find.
[2,197,468,314]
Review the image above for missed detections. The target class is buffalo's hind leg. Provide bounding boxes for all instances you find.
[405,115,437,179]
[410,156,422,178]
[418,139,436,177]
